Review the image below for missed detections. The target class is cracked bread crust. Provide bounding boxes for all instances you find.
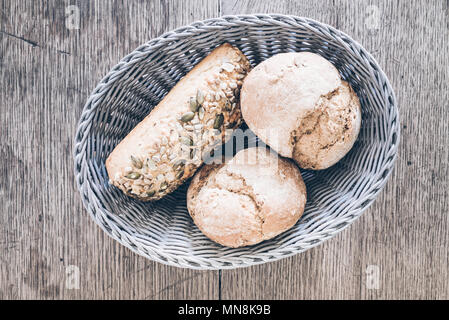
[241,52,361,170]
[290,81,361,169]
[187,148,307,248]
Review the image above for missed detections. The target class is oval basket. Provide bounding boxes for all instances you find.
[74,14,399,270]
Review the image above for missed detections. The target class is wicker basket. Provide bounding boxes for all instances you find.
[74,15,399,270]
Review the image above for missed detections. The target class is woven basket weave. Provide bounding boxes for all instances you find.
[74,15,399,270]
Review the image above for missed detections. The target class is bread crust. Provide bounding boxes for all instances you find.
[187,148,307,248]
[291,81,362,169]
[241,52,361,170]
[106,43,251,200]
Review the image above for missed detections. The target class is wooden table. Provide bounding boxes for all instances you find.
[1,0,448,299]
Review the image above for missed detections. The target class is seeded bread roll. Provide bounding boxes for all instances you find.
[187,148,307,248]
[106,43,251,200]
[241,52,361,170]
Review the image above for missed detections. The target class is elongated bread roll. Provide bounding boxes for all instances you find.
[106,43,251,200]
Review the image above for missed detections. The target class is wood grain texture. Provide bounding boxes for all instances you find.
[0,0,448,300]
[0,0,220,300]
[220,0,449,300]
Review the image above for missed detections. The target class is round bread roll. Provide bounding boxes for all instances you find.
[187,147,307,248]
[241,52,362,170]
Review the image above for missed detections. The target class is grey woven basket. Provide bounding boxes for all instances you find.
[74,14,399,270]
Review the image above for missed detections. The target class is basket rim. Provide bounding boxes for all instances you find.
[73,14,400,270]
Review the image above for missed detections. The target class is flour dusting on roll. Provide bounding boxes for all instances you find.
[241,52,361,169]
[187,148,307,248]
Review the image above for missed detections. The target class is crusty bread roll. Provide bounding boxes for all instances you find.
[106,43,251,200]
[187,148,307,248]
[241,52,361,170]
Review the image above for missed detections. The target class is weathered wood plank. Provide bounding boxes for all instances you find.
[220,0,449,299]
[1,0,448,300]
[0,0,221,300]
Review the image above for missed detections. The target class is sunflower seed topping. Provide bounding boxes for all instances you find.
[147,158,157,170]
[169,153,177,160]
[144,173,153,179]
[152,155,160,163]
[124,166,133,174]
[166,172,175,182]
[198,107,205,120]
[196,89,204,105]
[222,62,235,72]
[189,97,198,112]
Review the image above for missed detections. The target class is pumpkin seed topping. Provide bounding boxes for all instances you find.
[176,169,185,179]
[160,182,168,191]
[130,155,143,169]
[173,160,186,172]
[181,112,195,122]
[126,172,141,180]
[213,113,224,129]
[180,136,193,146]
[146,190,156,197]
